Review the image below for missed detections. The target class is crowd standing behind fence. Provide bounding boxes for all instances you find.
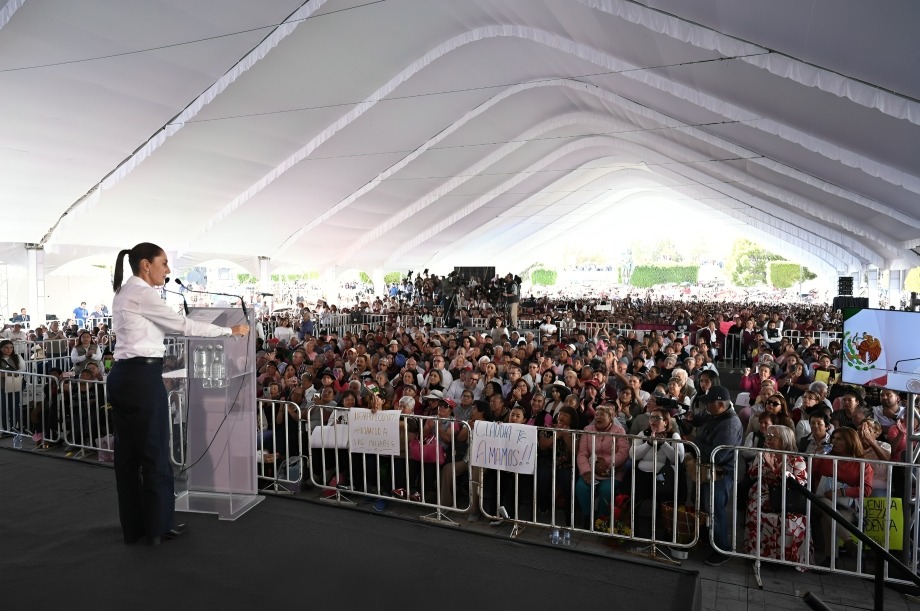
[2,288,918,589]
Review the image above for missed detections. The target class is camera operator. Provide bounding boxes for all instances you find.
[502,273,521,328]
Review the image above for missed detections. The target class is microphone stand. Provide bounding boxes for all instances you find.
[175,279,248,320]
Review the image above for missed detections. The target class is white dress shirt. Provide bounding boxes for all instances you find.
[113,276,231,360]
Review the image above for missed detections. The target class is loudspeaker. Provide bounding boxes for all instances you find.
[837,276,854,296]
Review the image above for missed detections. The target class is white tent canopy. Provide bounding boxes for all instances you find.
[1,0,918,282]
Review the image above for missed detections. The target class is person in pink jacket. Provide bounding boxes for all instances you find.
[575,405,630,527]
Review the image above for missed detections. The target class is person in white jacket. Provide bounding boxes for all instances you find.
[630,407,686,505]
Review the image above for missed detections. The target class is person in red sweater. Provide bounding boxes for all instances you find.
[811,427,873,568]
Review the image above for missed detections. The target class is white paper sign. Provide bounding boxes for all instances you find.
[348,408,401,455]
[470,421,537,474]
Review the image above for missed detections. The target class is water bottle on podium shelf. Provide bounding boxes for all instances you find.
[192,345,208,379]
[211,344,228,388]
[562,529,571,546]
[13,432,23,449]
[202,344,215,388]
[550,528,560,544]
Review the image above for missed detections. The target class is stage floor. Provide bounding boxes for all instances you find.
[0,447,700,611]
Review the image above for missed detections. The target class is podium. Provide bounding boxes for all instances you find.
[173,306,263,520]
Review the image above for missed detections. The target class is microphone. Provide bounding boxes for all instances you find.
[175,279,248,318]
[893,357,920,372]
[160,277,190,314]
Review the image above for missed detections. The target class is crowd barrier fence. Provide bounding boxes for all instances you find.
[476,427,701,554]
[305,406,473,524]
[257,398,304,494]
[710,444,919,587]
[1,371,114,459]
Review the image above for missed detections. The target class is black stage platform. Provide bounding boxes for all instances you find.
[0,448,701,610]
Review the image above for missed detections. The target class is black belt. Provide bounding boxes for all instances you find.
[117,357,163,365]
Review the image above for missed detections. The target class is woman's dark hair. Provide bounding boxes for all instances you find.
[0,339,21,369]
[485,380,503,397]
[113,242,164,292]
[698,369,720,385]
[340,390,359,406]
[555,405,582,430]
[472,400,492,421]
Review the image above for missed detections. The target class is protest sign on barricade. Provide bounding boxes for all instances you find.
[470,421,536,475]
[348,408,401,455]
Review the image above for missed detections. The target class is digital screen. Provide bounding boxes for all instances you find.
[841,308,920,393]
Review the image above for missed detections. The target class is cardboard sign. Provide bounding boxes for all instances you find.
[470,421,537,475]
[348,408,401,455]
[859,497,904,551]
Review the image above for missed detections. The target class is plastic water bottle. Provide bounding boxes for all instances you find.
[13,432,23,449]
[211,344,227,388]
[550,528,560,544]
[192,345,208,379]
[562,530,571,546]
[202,344,215,388]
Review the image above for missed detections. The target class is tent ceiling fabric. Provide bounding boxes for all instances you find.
[1,0,918,276]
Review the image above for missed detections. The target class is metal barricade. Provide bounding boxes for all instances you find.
[723,333,744,371]
[60,376,113,459]
[167,388,187,468]
[711,444,920,587]
[1,371,58,442]
[306,405,472,524]
[257,398,304,494]
[476,425,701,558]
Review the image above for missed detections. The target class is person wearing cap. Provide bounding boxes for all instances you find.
[694,385,744,566]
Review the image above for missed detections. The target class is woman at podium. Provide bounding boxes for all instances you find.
[108,242,249,546]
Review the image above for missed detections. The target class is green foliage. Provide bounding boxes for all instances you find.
[359,271,372,285]
[727,239,785,287]
[768,262,818,289]
[384,271,403,284]
[237,273,257,284]
[629,264,698,287]
[531,269,558,286]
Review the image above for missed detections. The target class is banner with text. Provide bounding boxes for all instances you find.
[348,408,401,455]
[470,421,537,475]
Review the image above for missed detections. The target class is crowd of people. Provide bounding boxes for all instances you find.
[254,293,917,570]
[3,284,918,572]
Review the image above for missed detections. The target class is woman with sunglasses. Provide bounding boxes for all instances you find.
[745,393,794,437]
[743,425,811,565]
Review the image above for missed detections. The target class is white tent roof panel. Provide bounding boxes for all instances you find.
[0,0,917,277]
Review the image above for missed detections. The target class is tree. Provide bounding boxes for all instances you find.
[531,269,558,286]
[728,239,785,287]
[384,271,403,284]
[767,261,818,289]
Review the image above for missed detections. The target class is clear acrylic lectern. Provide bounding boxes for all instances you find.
[173,306,263,520]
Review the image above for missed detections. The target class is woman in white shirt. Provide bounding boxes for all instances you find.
[107,242,248,547]
[630,407,686,506]
[273,319,295,343]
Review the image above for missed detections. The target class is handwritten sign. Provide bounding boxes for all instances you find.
[856,497,903,550]
[348,408,401,455]
[470,421,537,475]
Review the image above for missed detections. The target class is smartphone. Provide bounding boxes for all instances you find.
[262,387,271,398]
